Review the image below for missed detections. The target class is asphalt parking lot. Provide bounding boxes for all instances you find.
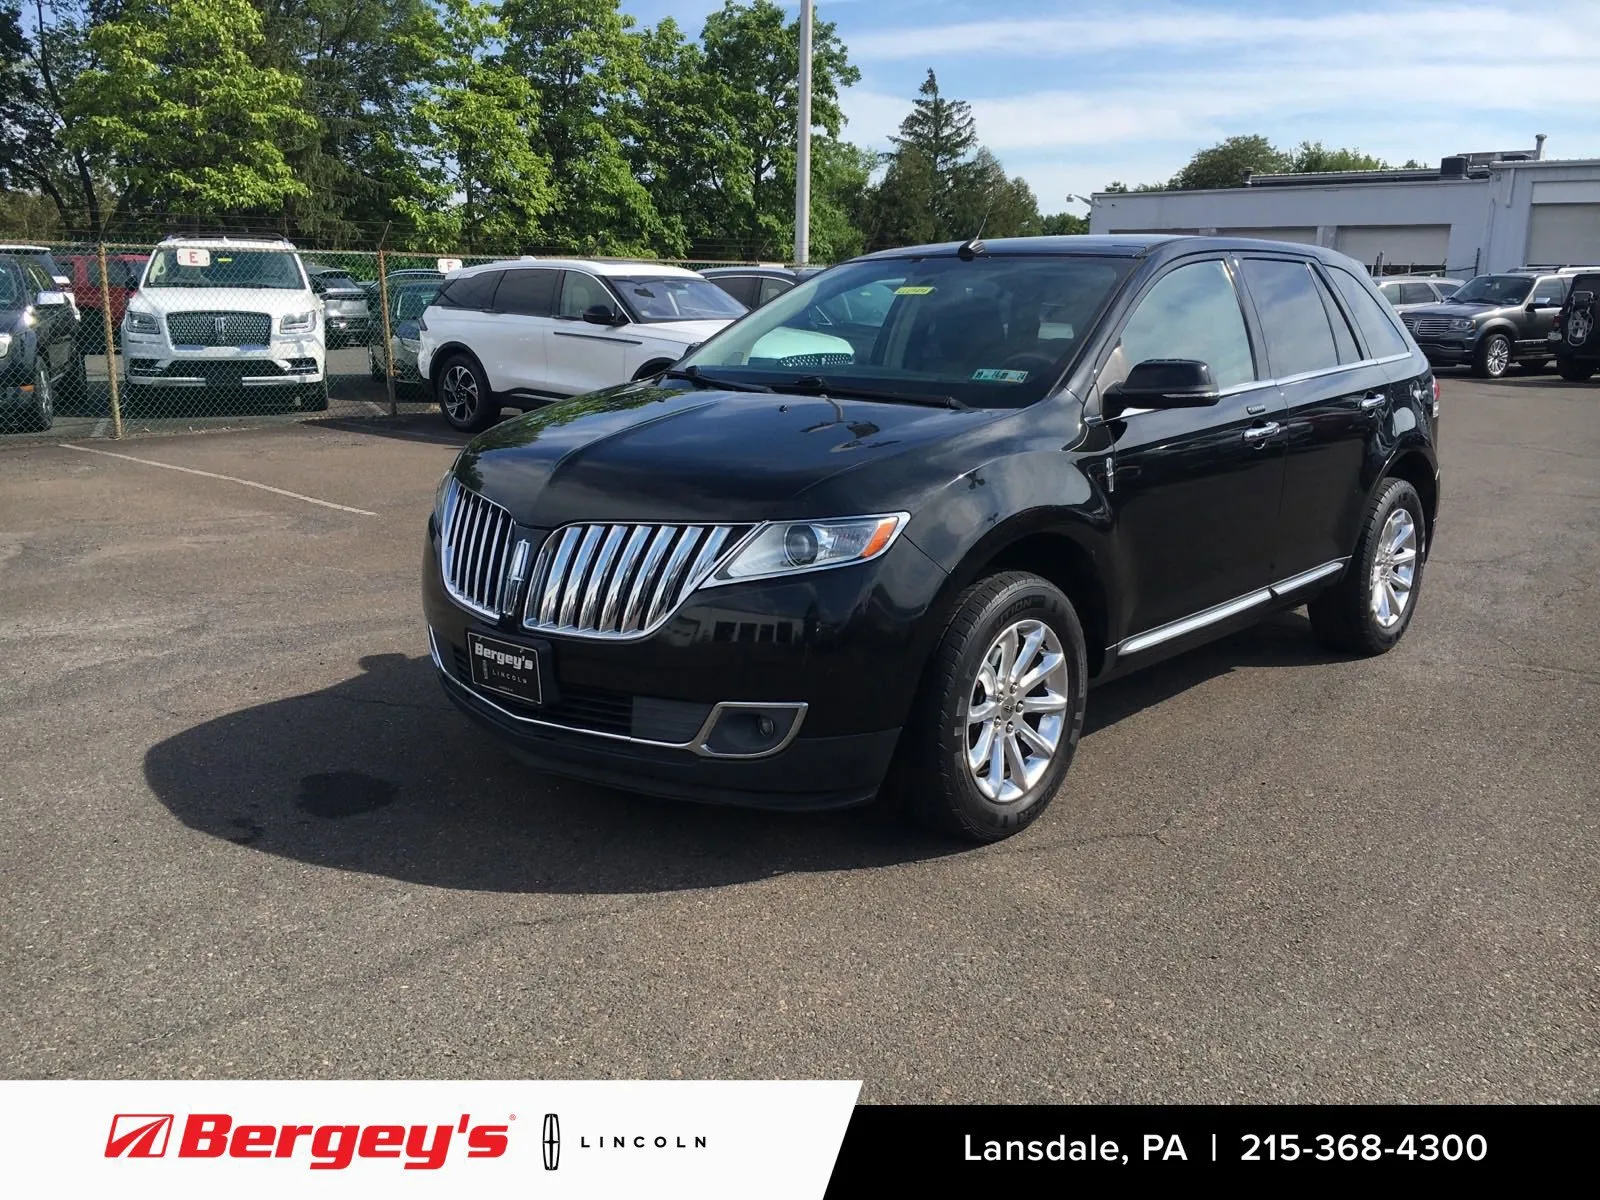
[1,375,1595,1101]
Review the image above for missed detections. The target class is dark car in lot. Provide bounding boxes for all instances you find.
[306,264,374,346]
[423,234,1441,842]
[1398,268,1580,377]
[0,254,84,431]
[701,265,825,309]
[368,279,441,385]
[1550,271,1599,381]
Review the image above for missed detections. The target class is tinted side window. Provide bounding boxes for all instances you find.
[1399,282,1434,304]
[708,275,757,307]
[757,277,793,306]
[1531,278,1568,307]
[1378,282,1402,303]
[26,263,52,292]
[495,268,558,317]
[1240,258,1340,377]
[1315,271,1362,364]
[1110,259,1256,391]
[1327,266,1410,358]
[436,270,502,310]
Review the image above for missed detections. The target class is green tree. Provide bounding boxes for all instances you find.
[1039,211,1088,236]
[1168,134,1288,189]
[949,148,1041,238]
[626,16,715,257]
[65,0,315,224]
[398,0,553,251]
[887,68,975,234]
[1287,140,1390,173]
[807,137,875,261]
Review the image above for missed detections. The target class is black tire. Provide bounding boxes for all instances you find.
[1308,478,1427,656]
[299,381,329,412]
[1557,359,1595,382]
[368,345,384,381]
[1472,332,1511,378]
[435,353,500,431]
[25,360,54,431]
[632,359,676,382]
[890,571,1088,842]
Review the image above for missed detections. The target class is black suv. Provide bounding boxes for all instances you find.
[1398,269,1577,377]
[1551,272,1599,381]
[422,235,1440,842]
[0,253,83,432]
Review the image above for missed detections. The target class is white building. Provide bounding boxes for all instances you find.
[1087,141,1600,277]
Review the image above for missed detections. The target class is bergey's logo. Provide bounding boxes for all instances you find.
[107,1114,175,1158]
[475,643,535,672]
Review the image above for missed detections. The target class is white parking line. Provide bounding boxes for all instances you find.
[58,443,379,516]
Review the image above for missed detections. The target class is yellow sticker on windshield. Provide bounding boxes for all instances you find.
[894,285,935,295]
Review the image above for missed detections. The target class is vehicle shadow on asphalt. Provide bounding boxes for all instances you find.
[142,610,1343,894]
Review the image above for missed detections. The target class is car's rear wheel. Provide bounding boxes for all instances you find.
[1308,478,1426,655]
[892,571,1088,842]
[436,354,500,431]
[25,360,54,431]
[1557,359,1595,382]
[1473,332,1511,378]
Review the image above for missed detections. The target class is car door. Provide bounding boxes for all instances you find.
[486,267,558,397]
[1237,256,1396,584]
[432,268,505,385]
[1520,276,1568,355]
[1099,256,1287,637]
[548,270,631,395]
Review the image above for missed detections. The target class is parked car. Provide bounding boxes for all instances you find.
[120,235,327,411]
[417,258,748,431]
[55,251,148,348]
[701,265,825,309]
[1376,275,1464,313]
[0,244,78,318]
[1397,268,1588,377]
[305,264,373,347]
[421,234,1440,842]
[1550,270,1600,381]
[359,268,445,304]
[0,253,85,431]
[368,279,441,385]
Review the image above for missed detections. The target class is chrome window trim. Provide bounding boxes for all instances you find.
[429,629,805,758]
[1117,352,1415,418]
[1113,559,1349,656]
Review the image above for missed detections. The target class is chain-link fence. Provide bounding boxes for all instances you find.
[0,237,766,442]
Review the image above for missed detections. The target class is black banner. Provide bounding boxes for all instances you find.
[824,1105,1592,1192]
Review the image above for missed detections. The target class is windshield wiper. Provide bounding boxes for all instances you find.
[782,376,969,410]
[662,365,773,392]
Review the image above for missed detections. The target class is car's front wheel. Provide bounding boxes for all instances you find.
[1474,332,1512,378]
[436,354,500,432]
[25,360,54,431]
[1308,478,1426,655]
[893,572,1088,842]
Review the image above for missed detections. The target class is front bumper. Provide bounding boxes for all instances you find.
[1415,339,1475,366]
[326,312,372,340]
[421,517,949,810]
[121,332,325,388]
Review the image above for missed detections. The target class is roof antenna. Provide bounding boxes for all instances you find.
[958,195,995,261]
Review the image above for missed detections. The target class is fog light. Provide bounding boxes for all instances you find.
[758,716,775,737]
[698,703,806,758]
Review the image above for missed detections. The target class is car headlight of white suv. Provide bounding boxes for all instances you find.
[124,309,160,335]
[280,311,316,334]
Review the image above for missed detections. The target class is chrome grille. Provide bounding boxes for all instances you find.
[1407,317,1454,339]
[439,479,517,618]
[525,522,751,639]
[166,310,272,346]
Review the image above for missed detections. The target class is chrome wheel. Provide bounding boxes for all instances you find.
[441,363,478,422]
[1485,335,1510,377]
[965,618,1071,804]
[1369,507,1418,629]
[34,364,52,426]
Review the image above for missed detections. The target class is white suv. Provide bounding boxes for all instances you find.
[121,236,327,410]
[417,258,747,430]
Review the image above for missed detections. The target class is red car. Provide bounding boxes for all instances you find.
[56,252,148,346]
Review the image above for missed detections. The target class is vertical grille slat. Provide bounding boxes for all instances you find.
[438,480,518,618]
[524,521,751,640]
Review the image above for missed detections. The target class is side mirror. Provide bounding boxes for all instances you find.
[1104,359,1220,416]
[35,289,69,308]
[582,303,623,326]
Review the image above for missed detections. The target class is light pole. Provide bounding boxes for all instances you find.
[794,0,814,266]
[1066,193,1093,207]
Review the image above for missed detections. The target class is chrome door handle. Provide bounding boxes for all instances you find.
[1359,392,1387,409]
[1243,421,1281,443]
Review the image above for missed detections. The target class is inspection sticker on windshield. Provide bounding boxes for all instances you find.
[972,368,1029,383]
[895,285,936,295]
[175,247,211,267]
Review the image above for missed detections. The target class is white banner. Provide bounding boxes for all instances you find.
[0,1080,860,1199]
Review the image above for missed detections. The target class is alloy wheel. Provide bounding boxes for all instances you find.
[965,618,1071,803]
[34,364,52,426]
[1486,336,1510,377]
[441,364,478,422]
[1369,507,1418,629]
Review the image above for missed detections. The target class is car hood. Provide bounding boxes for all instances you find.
[628,318,734,344]
[1403,300,1504,319]
[127,288,313,316]
[452,382,1008,527]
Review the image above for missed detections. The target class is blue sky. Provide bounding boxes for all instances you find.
[628,0,1600,215]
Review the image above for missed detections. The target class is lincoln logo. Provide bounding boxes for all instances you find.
[107,1114,175,1158]
[214,314,227,340]
[543,1114,559,1171]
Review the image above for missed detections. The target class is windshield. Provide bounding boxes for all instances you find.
[394,284,439,320]
[1448,275,1533,305]
[143,248,305,290]
[678,254,1134,409]
[614,276,747,322]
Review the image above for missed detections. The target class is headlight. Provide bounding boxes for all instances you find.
[1448,318,1473,332]
[125,309,159,335]
[0,332,11,357]
[280,311,316,333]
[705,513,908,585]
